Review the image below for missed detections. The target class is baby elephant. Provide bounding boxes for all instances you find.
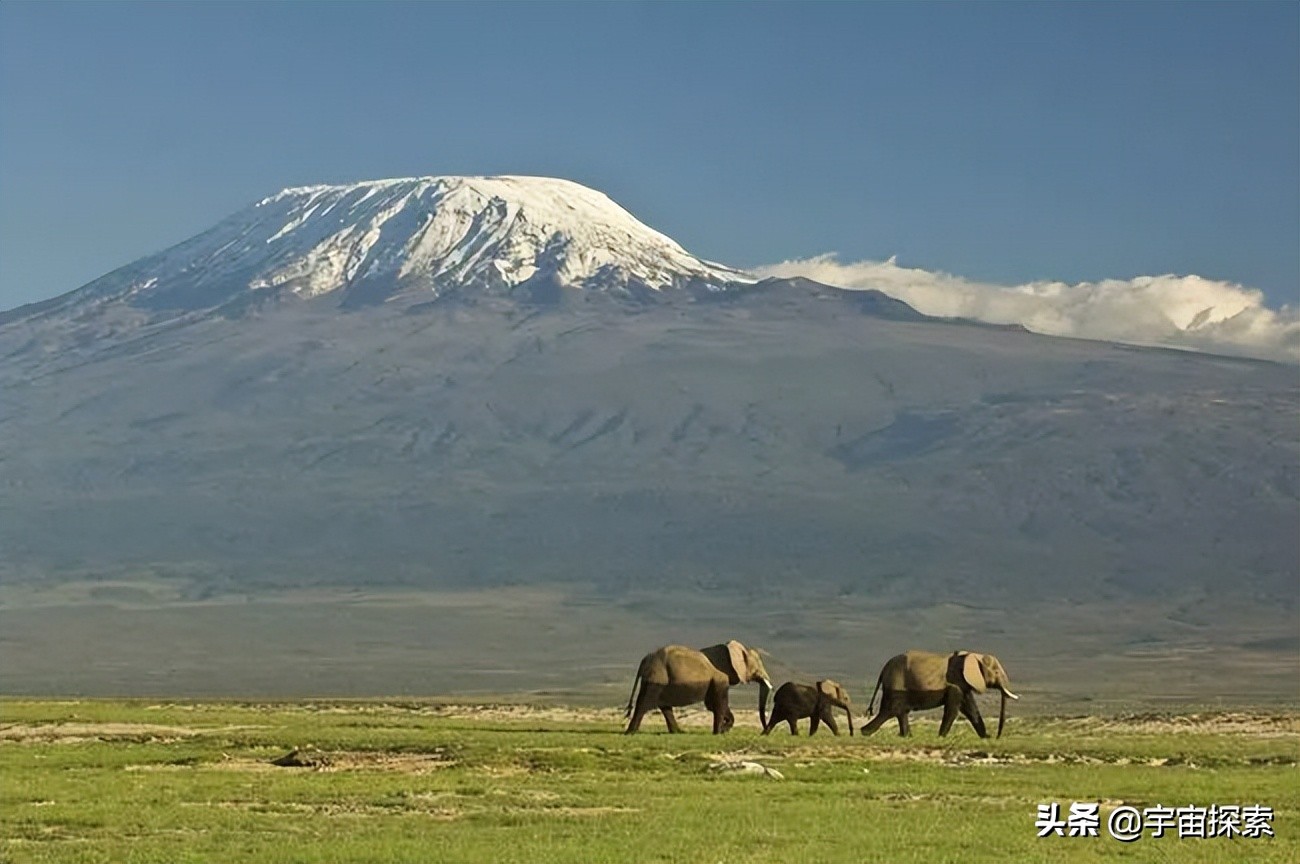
[761,680,854,736]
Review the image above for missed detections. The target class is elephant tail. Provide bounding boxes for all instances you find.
[868,670,883,715]
[623,672,642,718]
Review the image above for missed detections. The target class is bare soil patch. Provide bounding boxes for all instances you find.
[258,747,459,773]
[421,701,753,728]
[422,703,625,724]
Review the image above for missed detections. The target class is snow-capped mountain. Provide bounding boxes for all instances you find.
[16,175,750,324]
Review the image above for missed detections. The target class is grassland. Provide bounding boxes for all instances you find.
[2,699,1296,863]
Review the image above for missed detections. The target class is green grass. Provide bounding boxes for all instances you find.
[2,699,1296,863]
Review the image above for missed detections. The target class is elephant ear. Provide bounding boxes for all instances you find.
[962,652,988,693]
[816,680,834,699]
[726,640,748,685]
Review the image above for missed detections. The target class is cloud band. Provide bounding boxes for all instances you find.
[753,254,1298,364]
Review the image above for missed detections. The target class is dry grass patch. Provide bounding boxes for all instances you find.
[0,722,266,744]
[0,722,203,743]
[1083,711,1300,737]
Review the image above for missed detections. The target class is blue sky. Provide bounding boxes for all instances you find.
[1,2,1296,314]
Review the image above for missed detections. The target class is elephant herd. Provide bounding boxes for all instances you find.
[624,640,1020,738]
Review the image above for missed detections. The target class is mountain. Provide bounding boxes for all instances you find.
[2,176,747,329]
[0,176,1295,704]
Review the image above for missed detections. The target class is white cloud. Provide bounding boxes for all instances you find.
[752,254,1299,363]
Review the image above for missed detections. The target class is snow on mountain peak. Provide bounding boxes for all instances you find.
[60,175,752,316]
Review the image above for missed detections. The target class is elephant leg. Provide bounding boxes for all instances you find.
[938,688,963,737]
[820,708,839,736]
[787,716,799,735]
[709,688,731,735]
[809,711,820,736]
[625,681,660,734]
[960,691,988,738]
[703,682,731,735]
[865,691,909,737]
[659,707,684,734]
[860,710,893,737]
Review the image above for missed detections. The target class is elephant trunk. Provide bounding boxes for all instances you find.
[846,704,854,736]
[758,678,771,730]
[996,687,1017,738]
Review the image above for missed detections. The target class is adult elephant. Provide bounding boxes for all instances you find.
[624,641,773,734]
[861,650,1019,738]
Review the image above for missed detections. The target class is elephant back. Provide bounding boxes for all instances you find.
[895,650,950,691]
[649,645,723,685]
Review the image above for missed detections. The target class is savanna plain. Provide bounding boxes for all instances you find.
[2,698,1296,864]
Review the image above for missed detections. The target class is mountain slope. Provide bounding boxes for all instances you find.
[3,290,1293,597]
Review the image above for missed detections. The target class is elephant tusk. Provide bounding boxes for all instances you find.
[1002,688,1020,700]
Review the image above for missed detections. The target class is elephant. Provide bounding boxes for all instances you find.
[761,679,854,736]
[860,650,1019,739]
[624,641,773,734]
